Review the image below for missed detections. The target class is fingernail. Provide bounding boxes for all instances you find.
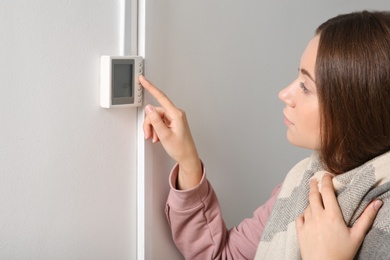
[374,200,383,210]
[145,105,153,114]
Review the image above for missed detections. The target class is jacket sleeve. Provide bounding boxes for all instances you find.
[165,164,281,260]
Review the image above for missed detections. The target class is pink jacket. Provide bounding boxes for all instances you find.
[165,164,281,259]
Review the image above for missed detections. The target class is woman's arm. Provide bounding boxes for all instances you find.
[166,164,281,259]
[141,76,202,190]
[141,76,280,258]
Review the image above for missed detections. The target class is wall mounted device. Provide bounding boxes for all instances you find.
[100,55,143,108]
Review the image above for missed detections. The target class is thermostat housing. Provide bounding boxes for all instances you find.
[100,55,143,108]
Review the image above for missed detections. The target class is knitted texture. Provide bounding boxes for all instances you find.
[255,152,390,260]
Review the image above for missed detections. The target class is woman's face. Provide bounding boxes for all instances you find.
[279,36,320,150]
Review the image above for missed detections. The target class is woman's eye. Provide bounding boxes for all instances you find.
[299,82,309,94]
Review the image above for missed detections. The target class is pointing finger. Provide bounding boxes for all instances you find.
[139,76,176,112]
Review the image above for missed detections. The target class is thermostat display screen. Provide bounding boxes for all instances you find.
[113,64,133,98]
[100,55,143,108]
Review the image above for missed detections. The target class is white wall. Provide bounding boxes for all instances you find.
[143,1,390,259]
[0,1,138,259]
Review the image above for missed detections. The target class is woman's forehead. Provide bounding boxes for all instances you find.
[299,35,319,82]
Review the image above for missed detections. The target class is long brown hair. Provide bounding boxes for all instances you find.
[316,11,390,174]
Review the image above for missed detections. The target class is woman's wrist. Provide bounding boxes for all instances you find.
[177,158,203,190]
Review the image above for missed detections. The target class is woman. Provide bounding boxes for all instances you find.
[142,10,390,259]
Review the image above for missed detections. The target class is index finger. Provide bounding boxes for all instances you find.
[139,75,176,111]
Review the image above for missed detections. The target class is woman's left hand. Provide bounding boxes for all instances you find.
[296,174,383,260]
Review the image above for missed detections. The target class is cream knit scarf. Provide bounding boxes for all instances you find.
[255,151,390,260]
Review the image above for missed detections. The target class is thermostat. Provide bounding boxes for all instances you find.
[100,55,143,108]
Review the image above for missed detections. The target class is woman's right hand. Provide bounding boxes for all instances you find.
[140,76,202,190]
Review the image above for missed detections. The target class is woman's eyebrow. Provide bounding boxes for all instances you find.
[299,68,316,83]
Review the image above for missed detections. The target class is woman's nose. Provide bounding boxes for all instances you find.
[278,84,295,107]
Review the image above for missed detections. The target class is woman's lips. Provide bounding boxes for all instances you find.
[283,114,294,125]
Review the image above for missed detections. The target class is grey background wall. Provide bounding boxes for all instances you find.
[0,1,138,259]
[143,1,390,259]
